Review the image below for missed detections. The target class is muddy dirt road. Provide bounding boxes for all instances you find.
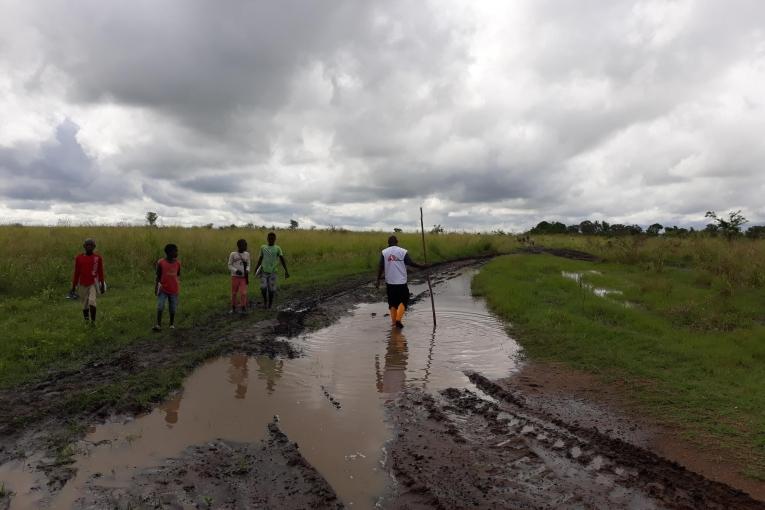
[1,260,763,509]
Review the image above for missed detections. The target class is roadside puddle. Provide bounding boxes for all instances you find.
[3,270,521,509]
[561,270,631,302]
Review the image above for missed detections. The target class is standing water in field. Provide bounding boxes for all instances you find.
[2,269,521,509]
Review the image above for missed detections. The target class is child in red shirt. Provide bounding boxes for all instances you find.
[154,243,180,331]
[70,238,105,324]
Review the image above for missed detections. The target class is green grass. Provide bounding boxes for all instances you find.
[529,234,765,288]
[0,226,511,388]
[473,254,765,478]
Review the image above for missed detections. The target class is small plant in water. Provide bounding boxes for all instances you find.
[202,495,214,508]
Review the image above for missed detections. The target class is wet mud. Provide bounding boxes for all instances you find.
[74,421,342,509]
[387,377,764,509]
[503,361,765,502]
[518,245,601,261]
[1,257,763,509]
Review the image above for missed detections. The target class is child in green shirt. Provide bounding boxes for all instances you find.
[255,232,289,309]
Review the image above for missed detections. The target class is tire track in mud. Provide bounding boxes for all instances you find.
[386,373,765,509]
[0,258,485,508]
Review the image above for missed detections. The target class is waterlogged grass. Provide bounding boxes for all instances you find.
[473,254,765,479]
[0,226,509,388]
[530,234,765,289]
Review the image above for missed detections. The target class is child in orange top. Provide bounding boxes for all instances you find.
[154,244,180,331]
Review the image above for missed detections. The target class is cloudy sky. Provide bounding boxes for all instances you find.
[1,0,764,231]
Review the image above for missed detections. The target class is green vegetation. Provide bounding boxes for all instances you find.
[0,225,508,388]
[473,247,765,479]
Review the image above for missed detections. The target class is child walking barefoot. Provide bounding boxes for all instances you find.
[154,244,180,331]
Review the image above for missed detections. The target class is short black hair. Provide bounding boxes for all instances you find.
[164,243,178,256]
[237,238,247,248]
[267,232,276,239]
[388,235,398,246]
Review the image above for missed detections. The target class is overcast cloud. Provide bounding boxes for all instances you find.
[1,0,764,231]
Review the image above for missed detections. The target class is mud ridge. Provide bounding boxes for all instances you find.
[0,258,484,498]
[518,245,600,261]
[76,420,344,509]
[386,376,765,509]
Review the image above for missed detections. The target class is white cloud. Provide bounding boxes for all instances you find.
[0,0,764,231]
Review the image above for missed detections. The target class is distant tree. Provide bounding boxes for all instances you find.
[550,221,567,234]
[704,223,719,235]
[566,225,580,234]
[705,210,748,239]
[145,211,158,227]
[430,224,444,234]
[529,221,551,234]
[289,219,299,230]
[579,220,596,235]
[745,225,765,239]
[647,223,663,236]
[203,223,214,229]
[529,221,567,234]
[393,227,403,233]
[664,226,689,237]
[609,224,630,236]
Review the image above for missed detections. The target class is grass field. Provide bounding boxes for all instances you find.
[0,226,509,389]
[473,249,765,480]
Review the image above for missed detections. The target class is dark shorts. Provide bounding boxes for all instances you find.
[386,283,410,308]
[157,291,179,313]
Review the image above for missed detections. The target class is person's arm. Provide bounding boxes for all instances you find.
[71,256,79,292]
[376,254,385,288]
[256,251,263,272]
[155,262,162,295]
[97,255,105,293]
[228,252,241,276]
[404,253,427,269]
[279,251,289,278]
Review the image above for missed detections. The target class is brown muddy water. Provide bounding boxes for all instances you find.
[2,269,521,509]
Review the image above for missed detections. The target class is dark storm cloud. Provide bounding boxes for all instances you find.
[0,119,138,204]
[1,1,764,229]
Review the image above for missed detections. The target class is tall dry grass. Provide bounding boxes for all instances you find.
[0,226,509,298]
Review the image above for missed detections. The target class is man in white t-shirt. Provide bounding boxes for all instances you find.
[376,235,427,328]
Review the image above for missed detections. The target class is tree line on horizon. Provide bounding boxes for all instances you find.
[527,211,765,239]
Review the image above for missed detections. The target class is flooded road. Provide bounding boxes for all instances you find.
[3,269,521,509]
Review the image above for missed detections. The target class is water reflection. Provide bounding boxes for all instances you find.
[2,270,520,510]
[375,327,409,397]
[159,393,182,427]
[255,356,284,394]
[227,353,249,399]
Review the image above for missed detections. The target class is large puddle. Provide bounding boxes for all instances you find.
[3,269,521,509]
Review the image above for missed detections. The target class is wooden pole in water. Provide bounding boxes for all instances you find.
[420,207,437,327]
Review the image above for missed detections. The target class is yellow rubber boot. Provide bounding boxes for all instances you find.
[396,303,406,323]
[390,307,397,326]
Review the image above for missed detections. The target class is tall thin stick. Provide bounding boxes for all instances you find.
[420,207,437,327]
